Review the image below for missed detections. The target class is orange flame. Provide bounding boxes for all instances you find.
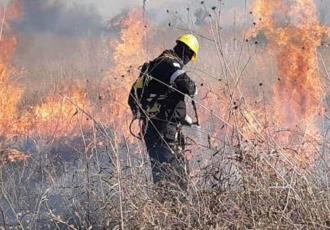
[103,9,149,136]
[33,85,91,137]
[250,0,330,165]
[31,9,150,139]
[0,148,29,166]
[0,0,24,136]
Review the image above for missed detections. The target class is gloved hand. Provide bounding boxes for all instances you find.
[194,86,198,96]
[182,114,193,126]
[189,87,198,98]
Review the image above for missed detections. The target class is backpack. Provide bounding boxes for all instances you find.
[128,62,163,120]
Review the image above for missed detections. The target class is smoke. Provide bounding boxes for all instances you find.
[16,0,104,36]
[12,0,330,37]
[7,0,330,92]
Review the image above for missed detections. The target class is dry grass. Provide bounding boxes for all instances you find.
[0,2,330,229]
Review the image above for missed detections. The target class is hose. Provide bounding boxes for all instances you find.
[129,118,142,140]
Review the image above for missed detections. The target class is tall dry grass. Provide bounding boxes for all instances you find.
[0,2,330,229]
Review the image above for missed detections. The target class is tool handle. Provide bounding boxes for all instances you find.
[191,99,200,126]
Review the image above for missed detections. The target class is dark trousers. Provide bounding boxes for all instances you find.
[144,123,189,191]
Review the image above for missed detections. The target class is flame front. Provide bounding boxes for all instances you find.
[251,0,328,126]
[34,85,91,137]
[31,9,150,138]
[250,0,330,165]
[103,9,148,136]
[0,1,24,136]
[2,0,328,168]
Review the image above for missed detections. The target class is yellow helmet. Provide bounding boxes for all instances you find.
[176,34,200,61]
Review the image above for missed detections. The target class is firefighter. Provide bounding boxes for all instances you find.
[128,34,199,191]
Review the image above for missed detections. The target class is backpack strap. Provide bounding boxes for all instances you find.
[170,69,185,84]
[141,53,185,116]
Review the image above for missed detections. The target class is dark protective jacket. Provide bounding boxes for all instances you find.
[143,50,196,141]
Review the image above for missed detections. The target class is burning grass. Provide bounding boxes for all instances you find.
[0,0,330,228]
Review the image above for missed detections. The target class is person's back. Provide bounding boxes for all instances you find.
[144,49,195,137]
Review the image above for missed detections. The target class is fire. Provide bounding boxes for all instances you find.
[33,85,91,137]
[0,148,29,166]
[0,0,30,163]
[249,0,330,165]
[0,6,150,141]
[103,9,149,135]
[0,5,149,138]
[27,10,150,139]
[0,0,24,136]
[110,10,148,76]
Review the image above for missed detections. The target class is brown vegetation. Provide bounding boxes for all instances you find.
[0,0,330,229]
